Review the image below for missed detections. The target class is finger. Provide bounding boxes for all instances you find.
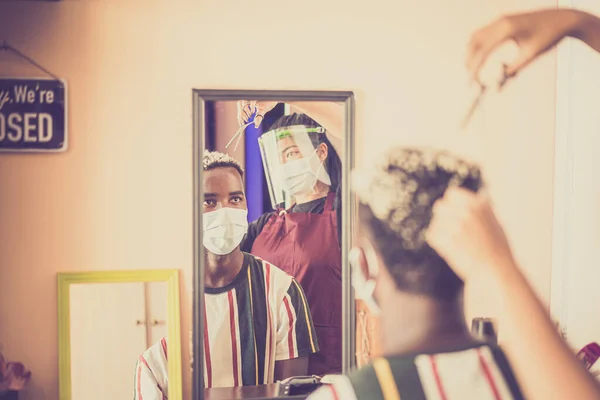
[432,195,469,219]
[254,114,264,128]
[474,187,493,207]
[431,196,444,216]
[429,199,467,236]
[239,100,250,111]
[443,186,478,205]
[425,215,443,249]
[425,220,455,258]
[254,102,270,126]
[255,102,268,115]
[472,188,494,213]
[237,101,246,126]
[237,105,254,125]
[237,101,253,126]
[502,51,534,81]
[247,100,257,115]
[466,18,514,81]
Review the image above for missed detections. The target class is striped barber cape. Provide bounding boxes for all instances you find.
[308,344,524,400]
[134,252,319,399]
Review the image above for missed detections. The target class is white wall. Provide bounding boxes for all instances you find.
[0,0,558,399]
[552,0,600,349]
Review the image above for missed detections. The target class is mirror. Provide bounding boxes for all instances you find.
[57,270,182,400]
[192,90,355,399]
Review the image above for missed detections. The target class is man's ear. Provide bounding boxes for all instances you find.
[350,246,370,279]
[356,247,370,280]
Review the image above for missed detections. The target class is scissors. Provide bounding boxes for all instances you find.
[460,82,487,131]
[460,65,511,131]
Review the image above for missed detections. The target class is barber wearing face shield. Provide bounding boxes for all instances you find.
[237,101,344,377]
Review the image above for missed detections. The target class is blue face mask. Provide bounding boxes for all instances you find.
[349,241,381,315]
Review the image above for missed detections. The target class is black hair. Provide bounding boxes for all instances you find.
[202,150,244,180]
[267,113,343,211]
[357,148,483,301]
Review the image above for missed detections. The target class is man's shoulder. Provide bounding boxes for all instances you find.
[139,337,168,366]
[346,360,396,399]
[136,337,169,395]
[343,345,522,400]
[136,337,169,390]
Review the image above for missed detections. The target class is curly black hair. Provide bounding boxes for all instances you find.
[355,147,483,301]
[202,150,244,180]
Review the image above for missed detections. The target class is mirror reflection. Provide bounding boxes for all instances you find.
[201,100,345,389]
[58,270,182,400]
[70,282,167,399]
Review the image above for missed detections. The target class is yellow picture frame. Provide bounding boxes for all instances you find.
[57,269,183,400]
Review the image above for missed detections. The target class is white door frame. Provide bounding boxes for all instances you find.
[550,0,600,342]
[550,0,576,338]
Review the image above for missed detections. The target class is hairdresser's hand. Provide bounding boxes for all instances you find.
[467,8,583,85]
[237,101,279,128]
[426,187,516,282]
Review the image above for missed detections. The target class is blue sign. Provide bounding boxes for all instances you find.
[0,78,67,152]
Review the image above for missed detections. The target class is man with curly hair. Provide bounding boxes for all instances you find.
[309,147,523,400]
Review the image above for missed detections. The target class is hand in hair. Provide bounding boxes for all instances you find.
[428,187,600,400]
[237,100,278,127]
[467,8,600,86]
[426,187,514,282]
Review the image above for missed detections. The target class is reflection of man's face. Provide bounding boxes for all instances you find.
[203,167,247,213]
[277,136,303,164]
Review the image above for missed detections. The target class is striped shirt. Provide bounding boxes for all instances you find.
[134,252,319,398]
[134,337,168,400]
[308,344,524,400]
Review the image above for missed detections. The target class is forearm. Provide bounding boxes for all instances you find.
[569,9,600,54]
[482,260,600,400]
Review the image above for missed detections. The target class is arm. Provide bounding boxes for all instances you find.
[467,8,600,83]
[274,278,320,379]
[481,259,600,400]
[427,188,600,400]
[570,9,600,54]
[240,212,273,252]
[134,357,167,400]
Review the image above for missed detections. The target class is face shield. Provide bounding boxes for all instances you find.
[258,125,332,209]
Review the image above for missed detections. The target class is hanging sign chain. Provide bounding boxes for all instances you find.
[0,40,61,82]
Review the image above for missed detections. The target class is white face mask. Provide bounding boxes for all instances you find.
[281,150,325,197]
[349,242,381,315]
[203,208,248,256]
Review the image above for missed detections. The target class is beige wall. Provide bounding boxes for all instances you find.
[0,0,557,399]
